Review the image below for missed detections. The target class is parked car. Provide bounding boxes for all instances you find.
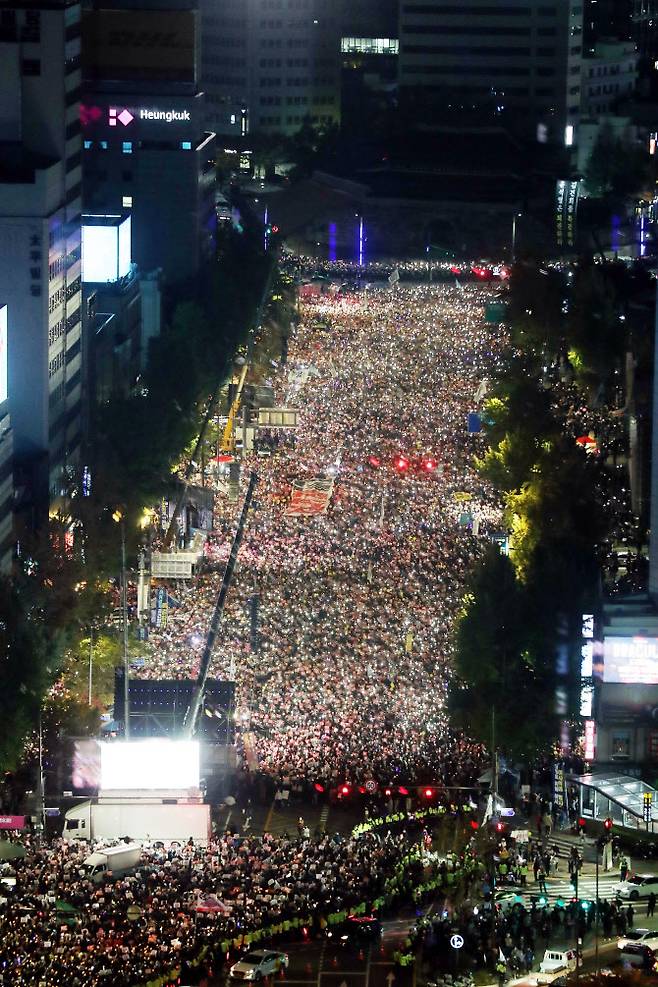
[617,875,658,900]
[617,928,658,950]
[619,942,657,970]
[229,950,289,981]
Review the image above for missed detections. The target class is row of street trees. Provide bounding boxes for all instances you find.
[0,224,286,773]
[449,258,653,759]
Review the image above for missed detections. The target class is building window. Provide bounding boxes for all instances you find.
[122,195,133,207]
[180,141,192,150]
[84,140,93,150]
[122,141,133,154]
[100,140,108,150]
[611,731,631,759]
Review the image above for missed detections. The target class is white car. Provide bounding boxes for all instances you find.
[229,950,289,981]
[618,928,658,950]
[617,875,658,900]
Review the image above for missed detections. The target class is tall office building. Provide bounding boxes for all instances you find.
[398,0,584,144]
[81,0,216,285]
[0,304,13,572]
[0,0,85,511]
[583,1,632,50]
[200,0,341,139]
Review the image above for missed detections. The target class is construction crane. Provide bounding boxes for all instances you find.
[220,362,249,454]
[184,470,258,738]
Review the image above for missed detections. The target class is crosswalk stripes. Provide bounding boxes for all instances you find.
[542,874,642,905]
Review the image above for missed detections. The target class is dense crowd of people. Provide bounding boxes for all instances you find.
[0,825,423,986]
[144,278,504,788]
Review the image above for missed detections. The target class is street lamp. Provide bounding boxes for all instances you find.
[112,510,130,739]
[512,212,522,262]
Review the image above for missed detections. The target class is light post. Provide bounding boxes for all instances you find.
[35,713,45,843]
[594,842,600,975]
[113,510,130,739]
[88,626,93,707]
[512,212,522,262]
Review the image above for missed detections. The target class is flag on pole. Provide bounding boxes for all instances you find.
[388,267,400,285]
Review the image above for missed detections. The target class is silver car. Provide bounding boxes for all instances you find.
[229,950,289,981]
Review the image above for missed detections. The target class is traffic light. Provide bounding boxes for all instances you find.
[339,784,351,797]
[398,786,410,796]
[495,821,506,833]
[367,455,381,468]
[538,896,548,906]
[421,456,437,472]
[384,788,393,797]
[395,455,410,473]
[581,901,591,912]
[604,817,613,831]
[469,820,480,830]
[422,787,435,799]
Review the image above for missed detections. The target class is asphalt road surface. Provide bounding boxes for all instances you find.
[212,921,417,987]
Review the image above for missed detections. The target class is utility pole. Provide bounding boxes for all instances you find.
[35,713,45,843]
[594,844,600,975]
[121,519,130,738]
[491,707,498,803]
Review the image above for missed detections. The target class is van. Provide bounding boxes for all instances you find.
[537,950,577,983]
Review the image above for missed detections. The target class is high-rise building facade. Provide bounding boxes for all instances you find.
[0,303,13,572]
[398,0,584,144]
[81,0,216,285]
[0,0,85,510]
[200,0,341,139]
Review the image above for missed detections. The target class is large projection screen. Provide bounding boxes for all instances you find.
[100,739,200,789]
[82,224,118,282]
[603,636,658,684]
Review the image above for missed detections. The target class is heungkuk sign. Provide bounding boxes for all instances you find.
[108,106,191,126]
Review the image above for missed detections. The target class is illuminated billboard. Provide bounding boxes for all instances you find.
[603,636,658,684]
[0,305,7,404]
[72,738,102,791]
[82,215,131,283]
[100,739,200,789]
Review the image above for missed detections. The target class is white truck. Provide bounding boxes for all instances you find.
[63,794,210,846]
[82,843,142,882]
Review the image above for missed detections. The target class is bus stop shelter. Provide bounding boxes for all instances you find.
[575,773,658,831]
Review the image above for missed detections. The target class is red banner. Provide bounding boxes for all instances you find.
[0,815,25,829]
[286,478,334,517]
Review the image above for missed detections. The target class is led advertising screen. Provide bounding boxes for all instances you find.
[100,739,200,790]
[82,224,118,283]
[603,636,658,684]
[0,305,7,404]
